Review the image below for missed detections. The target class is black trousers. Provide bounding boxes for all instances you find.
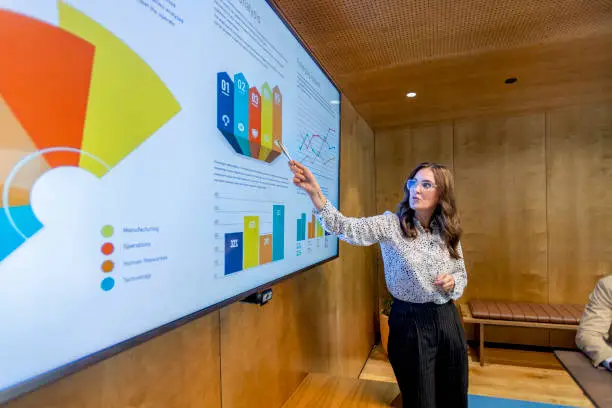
[387,298,468,408]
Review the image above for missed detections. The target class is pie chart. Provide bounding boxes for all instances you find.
[0,1,181,262]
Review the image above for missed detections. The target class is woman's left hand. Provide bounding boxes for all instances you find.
[435,274,455,292]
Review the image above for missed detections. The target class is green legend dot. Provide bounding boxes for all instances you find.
[101,225,114,238]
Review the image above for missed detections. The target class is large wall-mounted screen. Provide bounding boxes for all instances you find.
[0,0,340,402]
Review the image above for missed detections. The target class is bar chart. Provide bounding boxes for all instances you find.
[296,213,329,241]
[295,212,330,257]
[215,193,285,275]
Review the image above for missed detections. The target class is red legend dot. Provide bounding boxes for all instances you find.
[101,243,114,255]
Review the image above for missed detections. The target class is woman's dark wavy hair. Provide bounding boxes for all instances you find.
[396,162,462,259]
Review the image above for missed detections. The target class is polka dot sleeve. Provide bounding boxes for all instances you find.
[313,200,396,246]
[448,241,467,300]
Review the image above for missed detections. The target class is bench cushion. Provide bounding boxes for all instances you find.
[469,300,584,325]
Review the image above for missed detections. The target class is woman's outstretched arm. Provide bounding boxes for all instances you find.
[289,160,394,246]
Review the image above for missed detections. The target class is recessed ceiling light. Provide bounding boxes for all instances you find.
[329,100,340,105]
[406,92,417,98]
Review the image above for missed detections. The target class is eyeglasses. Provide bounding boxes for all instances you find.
[407,179,437,191]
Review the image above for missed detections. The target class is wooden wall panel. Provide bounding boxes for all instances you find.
[454,114,548,304]
[330,95,378,376]
[373,127,409,311]
[5,313,221,408]
[547,103,612,304]
[374,126,410,216]
[220,96,377,408]
[410,124,455,172]
[375,123,453,215]
[219,279,313,408]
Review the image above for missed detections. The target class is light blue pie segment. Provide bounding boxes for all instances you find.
[0,205,43,261]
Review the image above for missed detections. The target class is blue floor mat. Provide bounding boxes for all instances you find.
[469,394,577,407]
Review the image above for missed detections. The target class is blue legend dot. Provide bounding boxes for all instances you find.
[101,277,115,291]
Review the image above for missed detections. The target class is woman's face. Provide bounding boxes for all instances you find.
[408,168,440,212]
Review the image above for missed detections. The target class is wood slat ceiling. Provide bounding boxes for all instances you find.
[273,0,612,128]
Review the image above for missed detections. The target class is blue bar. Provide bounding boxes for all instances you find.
[296,218,301,242]
[302,213,307,241]
[217,72,241,154]
[233,72,250,155]
[224,232,243,275]
[272,205,284,261]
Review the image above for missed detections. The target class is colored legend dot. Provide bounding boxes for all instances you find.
[101,242,114,255]
[101,260,115,273]
[101,225,114,238]
[101,277,115,291]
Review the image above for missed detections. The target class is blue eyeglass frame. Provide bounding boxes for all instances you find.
[407,179,437,190]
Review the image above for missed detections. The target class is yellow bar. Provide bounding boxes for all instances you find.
[244,216,259,269]
[316,221,323,238]
[258,82,273,160]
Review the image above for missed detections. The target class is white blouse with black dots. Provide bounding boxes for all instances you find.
[314,200,467,304]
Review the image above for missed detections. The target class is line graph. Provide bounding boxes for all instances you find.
[298,128,337,165]
[295,128,338,181]
[294,85,339,183]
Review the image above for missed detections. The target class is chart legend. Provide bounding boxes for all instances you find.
[100,223,115,288]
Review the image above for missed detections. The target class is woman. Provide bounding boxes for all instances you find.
[290,160,468,408]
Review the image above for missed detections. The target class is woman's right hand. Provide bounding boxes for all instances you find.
[289,160,326,209]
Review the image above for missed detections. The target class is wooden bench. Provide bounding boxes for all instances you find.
[460,300,584,366]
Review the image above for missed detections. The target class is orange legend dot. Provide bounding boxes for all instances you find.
[101,260,115,273]
[101,242,114,255]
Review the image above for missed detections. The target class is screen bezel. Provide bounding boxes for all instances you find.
[0,0,342,404]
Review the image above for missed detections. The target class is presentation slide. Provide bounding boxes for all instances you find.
[0,0,340,401]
